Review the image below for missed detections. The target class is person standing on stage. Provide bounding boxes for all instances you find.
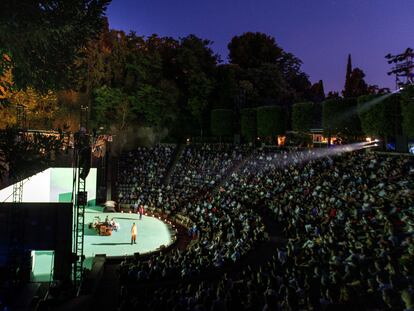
[131,222,137,244]
[139,205,144,220]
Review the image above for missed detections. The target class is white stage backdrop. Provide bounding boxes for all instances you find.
[0,168,97,203]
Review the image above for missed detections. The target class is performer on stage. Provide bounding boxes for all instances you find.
[131,222,137,244]
[139,205,144,220]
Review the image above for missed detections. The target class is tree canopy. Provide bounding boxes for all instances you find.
[227,32,311,107]
[0,0,110,91]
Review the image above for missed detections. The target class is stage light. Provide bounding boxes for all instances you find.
[374,139,380,143]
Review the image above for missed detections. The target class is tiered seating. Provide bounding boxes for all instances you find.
[118,145,414,311]
[117,144,176,207]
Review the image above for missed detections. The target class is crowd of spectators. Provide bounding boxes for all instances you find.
[117,144,264,284]
[117,144,414,311]
[117,144,176,206]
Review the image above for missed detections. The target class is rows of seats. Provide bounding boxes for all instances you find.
[117,144,176,206]
[117,145,414,311]
[117,144,264,285]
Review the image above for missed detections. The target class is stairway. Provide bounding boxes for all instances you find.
[162,143,185,185]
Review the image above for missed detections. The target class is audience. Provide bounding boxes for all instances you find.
[117,144,414,311]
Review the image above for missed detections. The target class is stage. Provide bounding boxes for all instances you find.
[0,167,175,281]
[83,207,175,267]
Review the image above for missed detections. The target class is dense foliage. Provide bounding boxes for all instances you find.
[228,32,311,106]
[0,0,110,91]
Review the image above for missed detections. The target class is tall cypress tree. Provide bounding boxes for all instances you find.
[343,54,353,97]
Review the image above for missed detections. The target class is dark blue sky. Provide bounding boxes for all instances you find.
[107,0,414,93]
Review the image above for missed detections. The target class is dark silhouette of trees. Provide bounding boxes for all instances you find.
[0,0,111,91]
[343,54,369,98]
[227,32,311,107]
[309,80,325,103]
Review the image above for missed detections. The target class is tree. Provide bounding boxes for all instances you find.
[240,108,257,142]
[0,53,13,106]
[213,64,241,110]
[53,91,84,132]
[0,60,61,129]
[12,88,58,129]
[174,35,218,137]
[244,64,290,107]
[210,109,233,138]
[347,68,369,97]
[342,54,369,98]
[187,72,213,132]
[309,80,325,103]
[327,91,340,99]
[93,86,131,130]
[400,85,414,138]
[132,80,179,129]
[0,0,111,91]
[256,106,286,138]
[343,54,353,98]
[292,102,315,132]
[228,32,283,68]
[227,32,311,106]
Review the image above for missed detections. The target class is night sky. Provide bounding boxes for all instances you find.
[107,0,414,93]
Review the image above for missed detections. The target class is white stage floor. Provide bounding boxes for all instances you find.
[83,209,174,267]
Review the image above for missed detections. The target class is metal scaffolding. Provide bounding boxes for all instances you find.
[12,104,26,203]
[72,105,90,289]
[386,48,414,88]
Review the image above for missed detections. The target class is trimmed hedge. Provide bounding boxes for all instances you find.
[240,108,257,142]
[292,102,315,132]
[322,97,361,137]
[401,86,414,139]
[210,109,234,137]
[256,105,285,137]
[357,94,395,138]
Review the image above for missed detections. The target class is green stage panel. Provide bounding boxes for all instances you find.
[31,250,54,283]
[58,192,72,203]
[50,168,97,203]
